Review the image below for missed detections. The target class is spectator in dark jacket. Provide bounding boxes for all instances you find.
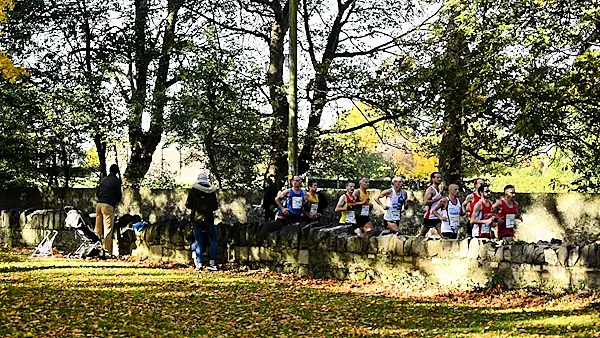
[316,190,329,216]
[261,178,278,222]
[186,172,219,272]
[95,164,122,256]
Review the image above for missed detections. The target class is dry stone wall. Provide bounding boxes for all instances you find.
[0,209,81,250]
[3,208,600,291]
[2,188,600,242]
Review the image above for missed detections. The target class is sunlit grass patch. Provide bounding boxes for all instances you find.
[0,248,599,337]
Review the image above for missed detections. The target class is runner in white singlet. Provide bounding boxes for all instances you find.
[418,172,444,237]
[374,176,408,233]
[432,184,463,239]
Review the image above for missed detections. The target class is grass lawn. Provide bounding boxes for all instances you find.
[1,247,599,337]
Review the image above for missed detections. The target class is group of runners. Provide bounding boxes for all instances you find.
[271,171,522,240]
[418,172,522,240]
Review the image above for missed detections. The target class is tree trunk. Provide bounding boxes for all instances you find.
[265,2,290,188]
[124,0,183,186]
[298,0,351,175]
[438,5,468,189]
[205,85,223,188]
[94,134,108,178]
[298,68,328,175]
[439,109,463,188]
[80,0,108,180]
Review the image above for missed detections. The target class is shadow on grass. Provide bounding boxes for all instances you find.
[0,262,597,337]
[0,264,156,274]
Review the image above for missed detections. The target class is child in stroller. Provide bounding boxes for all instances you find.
[64,206,107,259]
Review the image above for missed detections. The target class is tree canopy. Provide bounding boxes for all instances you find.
[0,0,27,82]
[0,0,598,191]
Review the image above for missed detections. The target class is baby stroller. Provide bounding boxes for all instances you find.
[30,230,59,258]
[64,206,106,259]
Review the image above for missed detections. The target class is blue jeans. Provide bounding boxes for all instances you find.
[191,222,218,264]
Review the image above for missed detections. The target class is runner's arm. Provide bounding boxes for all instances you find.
[462,193,473,214]
[470,202,492,225]
[275,189,289,211]
[374,189,391,210]
[491,200,502,213]
[423,187,438,206]
[334,195,347,212]
[431,199,448,221]
[302,208,316,219]
[352,190,367,205]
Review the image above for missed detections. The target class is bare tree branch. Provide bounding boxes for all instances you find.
[320,111,408,135]
[184,5,270,42]
[301,0,317,67]
[333,5,442,58]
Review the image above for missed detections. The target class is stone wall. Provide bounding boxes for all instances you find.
[1,188,600,243]
[4,208,600,291]
[0,188,261,224]
[129,221,600,291]
[0,209,80,250]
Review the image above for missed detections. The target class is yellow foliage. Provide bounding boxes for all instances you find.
[0,0,13,21]
[335,103,439,180]
[410,152,438,179]
[336,103,396,152]
[0,0,28,82]
[85,148,100,168]
[393,149,438,180]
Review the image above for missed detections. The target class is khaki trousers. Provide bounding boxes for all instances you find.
[95,203,115,255]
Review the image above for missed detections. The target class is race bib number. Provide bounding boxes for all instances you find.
[449,215,460,230]
[361,205,370,216]
[310,203,319,215]
[481,223,490,234]
[391,210,401,219]
[291,196,303,210]
[506,214,516,229]
[345,211,356,223]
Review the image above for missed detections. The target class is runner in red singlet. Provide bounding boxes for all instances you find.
[470,184,494,238]
[462,178,484,239]
[492,184,521,240]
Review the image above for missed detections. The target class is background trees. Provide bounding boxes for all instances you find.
[0,0,27,82]
[0,0,599,192]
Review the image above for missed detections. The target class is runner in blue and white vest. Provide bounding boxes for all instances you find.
[274,175,305,224]
[374,176,408,233]
[431,183,463,239]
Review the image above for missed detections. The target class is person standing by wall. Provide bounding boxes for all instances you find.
[95,164,122,257]
[275,176,305,224]
[352,177,374,234]
[470,184,494,239]
[335,182,357,229]
[186,173,219,272]
[315,187,329,217]
[261,178,278,222]
[303,179,322,221]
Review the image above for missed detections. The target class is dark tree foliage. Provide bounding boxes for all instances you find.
[167,34,269,190]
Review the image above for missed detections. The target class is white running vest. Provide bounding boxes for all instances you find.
[441,197,461,233]
[424,186,441,220]
[384,189,405,221]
